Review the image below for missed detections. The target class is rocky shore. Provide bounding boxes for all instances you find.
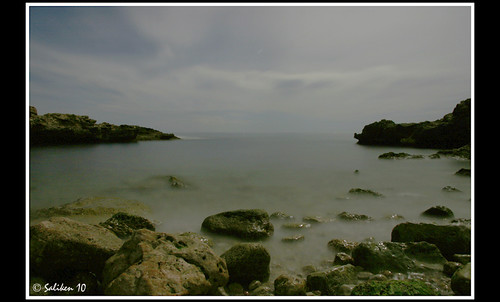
[29,198,471,296]
[29,106,178,146]
[354,99,471,149]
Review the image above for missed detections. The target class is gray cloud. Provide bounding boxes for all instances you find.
[28,5,471,134]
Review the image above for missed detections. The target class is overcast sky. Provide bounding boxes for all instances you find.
[28,4,472,134]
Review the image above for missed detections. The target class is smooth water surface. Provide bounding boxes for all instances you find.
[29,133,471,276]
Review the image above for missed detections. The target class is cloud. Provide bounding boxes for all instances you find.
[28,5,472,133]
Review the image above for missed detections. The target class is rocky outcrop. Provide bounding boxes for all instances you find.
[102,229,229,295]
[201,209,274,240]
[354,99,471,149]
[29,106,178,146]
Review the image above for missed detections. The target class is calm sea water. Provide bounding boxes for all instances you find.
[29,133,471,276]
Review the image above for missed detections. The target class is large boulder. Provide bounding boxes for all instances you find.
[30,217,123,280]
[201,209,274,240]
[354,99,471,149]
[391,222,471,259]
[220,243,271,286]
[102,229,228,295]
[351,241,446,274]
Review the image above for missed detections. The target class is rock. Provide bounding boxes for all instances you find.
[99,212,155,239]
[421,206,454,218]
[337,284,355,295]
[201,209,274,240]
[274,274,307,296]
[281,234,305,242]
[282,222,311,229]
[378,152,423,159]
[443,262,463,277]
[442,186,462,192]
[31,196,151,221]
[333,252,354,265]
[391,222,471,259]
[102,229,228,295]
[303,215,331,223]
[437,144,471,160]
[351,241,446,274]
[306,264,358,295]
[221,243,270,286]
[327,239,359,254]
[29,106,178,146]
[350,279,438,296]
[270,212,294,220]
[348,188,384,197]
[337,211,373,221]
[451,262,471,295]
[30,217,123,280]
[168,176,188,189]
[455,168,471,176]
[250,285,274,296]
[354,99,471,149]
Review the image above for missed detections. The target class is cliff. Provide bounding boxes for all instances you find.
[29,106,179,146]
[354,99,471,149]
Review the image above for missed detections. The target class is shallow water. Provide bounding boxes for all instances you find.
[29,133,471,277]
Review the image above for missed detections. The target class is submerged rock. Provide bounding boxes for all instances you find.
[102,229,228,295]
[348,188,384,197]
[455,168,471,176]
[378,152,423,159]
[201,209,274,240]
[421,206,454,218]
[337,211,373,221]
[221,243,270,286]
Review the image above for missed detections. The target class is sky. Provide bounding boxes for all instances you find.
[28,4,472,134]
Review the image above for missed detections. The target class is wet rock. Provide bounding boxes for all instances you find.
[327,239,359,254]
[451,262,471,295]
[270,212,294,220]
[221,243,271,286]
[348,188,384,197]
[378,152,423,159]
[282,222,311,229]
[421,206,454,219]
[442,186,462,192]
[281,234,305,242]
[31,196,151,222]
[168,176,188,188]
[306,264,358,295]
[333,252,354,265]
[30,217,123,281]
[274,274,307,296]
[443,262,463,277]
[351,241,446,274]
[102,229,228,295]
[455,168,471,176]
[437,144,471,160]
[201,209,274,240]
[303,215,331,223]
[99,212,155,239]
[391,222,471,259]
[350,279,438,296]
[337,211,373,221]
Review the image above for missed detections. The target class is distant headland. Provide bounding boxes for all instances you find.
[29,106,179,146]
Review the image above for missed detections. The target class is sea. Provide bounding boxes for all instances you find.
[28,132,472,277]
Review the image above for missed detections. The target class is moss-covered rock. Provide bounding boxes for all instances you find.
[350,279,438,296]
[201,209,274,240]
